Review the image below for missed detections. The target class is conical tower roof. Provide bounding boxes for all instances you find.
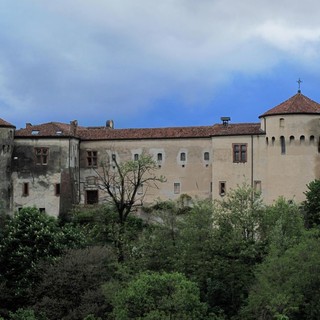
[0,118,15,128]
[259,92,320,118]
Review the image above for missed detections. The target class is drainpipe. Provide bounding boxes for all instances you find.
[251,134,254,189]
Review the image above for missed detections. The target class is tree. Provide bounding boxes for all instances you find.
[0,207,86,315]
[243,231,320,320]
[111,272,210,320]
[32,246,116,320]
[302,179,320,228]
[96,153,165,261]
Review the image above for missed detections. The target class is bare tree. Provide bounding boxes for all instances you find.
[95,153,165,261]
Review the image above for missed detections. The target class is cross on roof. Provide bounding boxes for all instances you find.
[297,78,302,93]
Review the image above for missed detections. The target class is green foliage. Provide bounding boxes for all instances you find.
[111,272,209,320]
[32,246,116,320]
[303,179,320,228]
[243,231,320,319]
[0,207,87,314]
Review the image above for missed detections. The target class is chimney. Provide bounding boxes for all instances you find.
[70,120,78,135]
[106,120,114,129]
[220,117,230,126]
[26,123,32,128]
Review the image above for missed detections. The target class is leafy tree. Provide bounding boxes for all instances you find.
[96,153,165,261]
[0,207,86,315]
[204,184,268,317]
[302,179,320,228]
[111,272,210,320]
[32,246,116,320]
[243,231,320,320]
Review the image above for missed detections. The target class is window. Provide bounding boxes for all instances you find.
[35,148,49,165]
[180,152,186,161]
[23,182,29,196]
[310,135,315,144]
[87,151,98,167]
[233,144,247,163]
[111,154,116,161]
[86,190,98,204]
[174,182,181,194]
[300,135,305,144]
[157,153,163,162]
[254,180,262,193]
[39,208,46,213]
[289,136,295,144]
[55,183,61,196]
[219,181,226,196]
[272,137,275,145]
[134,153,139,161]
[137,184,143,195]
[204,152,210,161]
[280,136,286,154]
[279,118,285,127]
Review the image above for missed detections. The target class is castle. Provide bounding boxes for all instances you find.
[1,91,319,217]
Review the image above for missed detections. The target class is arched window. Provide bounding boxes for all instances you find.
[204,152,210,161]
[289,136,295,144]
[279,118,285,127]
[280,136,286,154]
[300,135,305,144]
[266,137,269,145]
[310,135,315,144]
[272,137,275,146]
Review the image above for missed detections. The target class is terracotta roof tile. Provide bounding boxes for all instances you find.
[0,118,15,128]
[15,122,263,140]
[15,122,84,138]
[260,93,320,117]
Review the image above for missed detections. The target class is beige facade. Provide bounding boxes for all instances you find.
[0,92,319,217]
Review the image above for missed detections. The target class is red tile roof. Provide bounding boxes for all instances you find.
[15,122,84,138]
[0,118,15,128]
[15,122,262,140]
[260,93,320,117]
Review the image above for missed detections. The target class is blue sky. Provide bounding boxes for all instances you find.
[1,0,320,130]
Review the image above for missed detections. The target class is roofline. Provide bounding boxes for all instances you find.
[259,111,320,118]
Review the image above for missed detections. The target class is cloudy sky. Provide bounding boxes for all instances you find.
[1,0,320,129]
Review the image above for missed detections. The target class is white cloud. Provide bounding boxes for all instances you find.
[1,0,320,126]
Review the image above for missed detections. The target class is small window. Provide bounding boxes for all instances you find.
[111,154,116,161]
[280,136,286,154]
[134,153,139,161]
[157,153,163,162]
[272,137,275,146]
[233,144,247,163]
[55,183,61,196]
[137,184,143,195]
[23,182,29,196]
[279,118,285,127]
[39,208,46,213]
[35,148,49,165]
[86,190,99,204]
[180,152,186,162]
[87,151,98,167]
[219,181,226,196]
[174,182,181,194]
[300,135,305,144]
[289,136,295,144]
[254,180,262,193]
[266,137,269,145]
[204,152,210,161]
[310,135,315,144]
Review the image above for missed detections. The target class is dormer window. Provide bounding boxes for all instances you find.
[56,130,63,135]
[32,130,39,135]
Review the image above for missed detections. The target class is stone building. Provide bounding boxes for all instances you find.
[1,91,320,217]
